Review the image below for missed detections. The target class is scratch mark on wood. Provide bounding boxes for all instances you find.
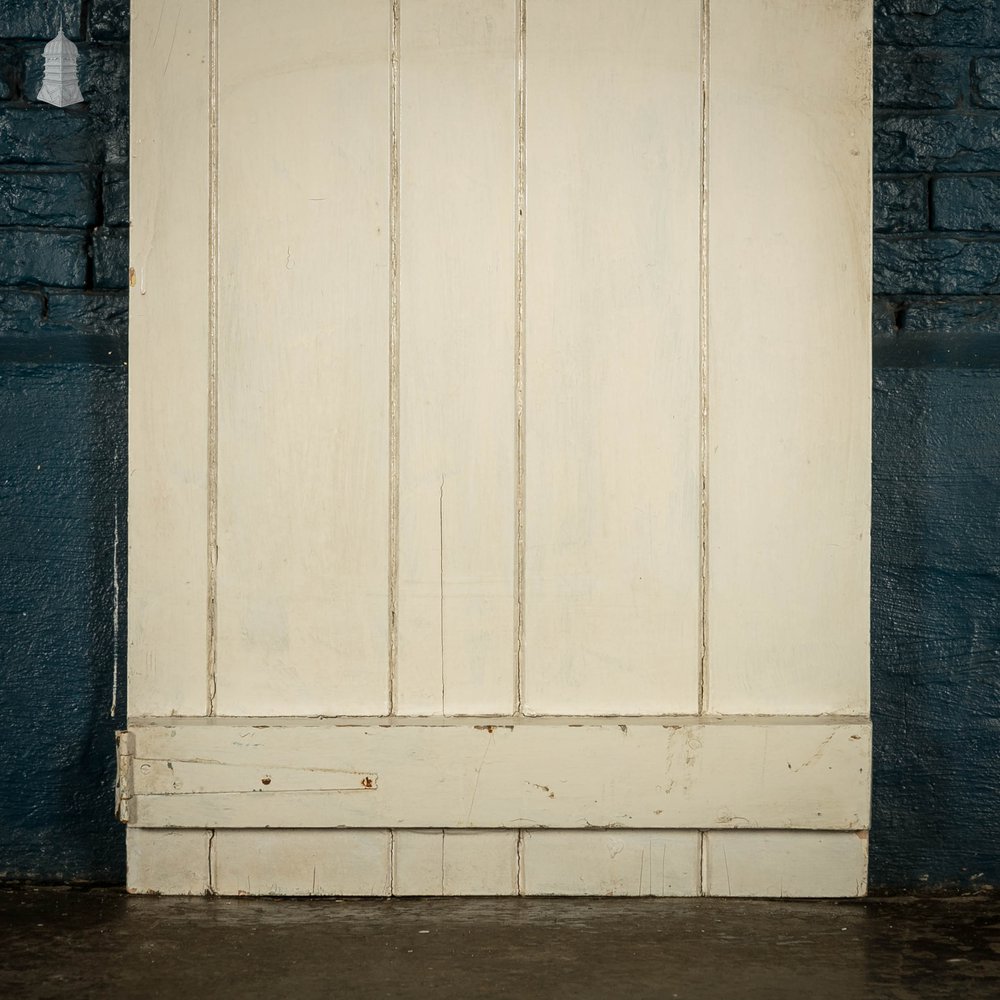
[163,8,181,77]
[789,730,837,772]
[466,731,494,822]
[152,0,166,50]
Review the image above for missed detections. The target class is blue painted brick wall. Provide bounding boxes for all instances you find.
[0,0,998,890]
[871,0,1000,891]
[0,0,126,882]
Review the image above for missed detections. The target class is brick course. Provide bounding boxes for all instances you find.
[872,2,1000,365]
[0,4,128,360]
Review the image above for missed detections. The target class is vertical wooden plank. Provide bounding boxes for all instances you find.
[393,830,518,895]
[704,831,868,898]
[213,0,391,715]
[521,831,700,896]
[127,829,210,895]
[524,0,703,714]
[396,0,518,715]
[212,830,391,896]
[706,0,872,715]
[128,0,210,716]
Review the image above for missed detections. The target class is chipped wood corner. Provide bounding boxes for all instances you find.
[115,730,136,824]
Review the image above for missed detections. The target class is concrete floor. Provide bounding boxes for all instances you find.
[0,889,998,999]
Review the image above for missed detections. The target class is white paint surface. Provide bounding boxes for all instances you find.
[704,831,869,898]
[126,827,868,898]
[393,830,519,895]
[523,0,702,714]
[396,0,518,715]
[213,0,392,715]
[705,0,872,714]
[124,717,870,831]
[127,828,211,895]
[213,830,392,896]
[129,0,211,716]
[522,831,701,896]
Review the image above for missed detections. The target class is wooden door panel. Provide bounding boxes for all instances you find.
[706,0,872,715]
[523,0,702,714]
[128,0,212,717]
[214,0,392,715]
[396,0,519,714]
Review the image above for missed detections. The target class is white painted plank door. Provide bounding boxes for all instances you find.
[127,0,873,898]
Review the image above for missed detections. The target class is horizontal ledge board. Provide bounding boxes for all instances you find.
[126,714,871,727]
[120,717,870,830]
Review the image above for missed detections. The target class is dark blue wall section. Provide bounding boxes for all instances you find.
[871,370,1000,890]
[0,364,125,881]
[0,0,127,882]
[871,1,1000,891]
[0,0,998,889]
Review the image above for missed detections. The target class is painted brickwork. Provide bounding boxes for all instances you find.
[871,0,1000,891]
[0,0,997,889]
[0,0,127,882]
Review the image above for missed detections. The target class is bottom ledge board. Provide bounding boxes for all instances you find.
[122,717,871,830]
[127,828,868,898]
